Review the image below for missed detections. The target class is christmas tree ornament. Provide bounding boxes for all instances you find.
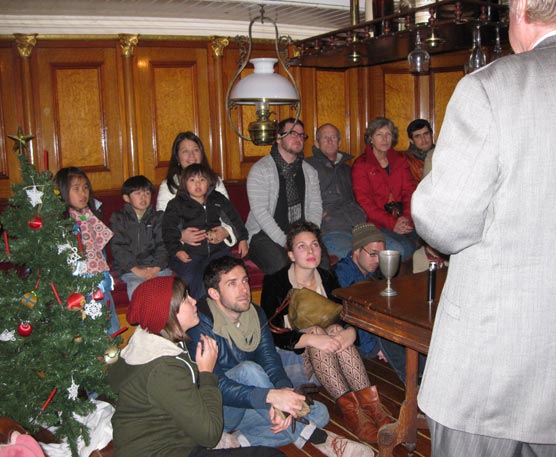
[110,327,128,340]
[73,335,83,343]
[66,292,85,311]
[17,322,33,337]
[41,387,57,411]
[37,371,46,379]
[104,346,120,365]
[1,329,16,341]
[84,300,103,320]
[28,215,43,230]
[67,377,79,401]
[92,289,104,301]
[25,184,44,207]
[21,291,38,308]
[3,230,11,257]
[54,188,60,196]
[50,282,62,305]
[7,127,34,155]
[76,232,83,252]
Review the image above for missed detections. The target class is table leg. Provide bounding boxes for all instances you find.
[377,348,419,457]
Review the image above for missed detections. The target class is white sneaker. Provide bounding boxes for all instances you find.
[313,430,374,457]
[212,432,241,449]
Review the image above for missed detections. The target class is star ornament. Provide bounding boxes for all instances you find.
[25,186,44,207]
[7,127,34,155]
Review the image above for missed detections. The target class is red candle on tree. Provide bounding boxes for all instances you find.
[50,282,62,305]
[3,231,10,257]
[41,387,57,411]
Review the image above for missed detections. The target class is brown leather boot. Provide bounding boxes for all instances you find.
[355,386,394,430]
[336,391,378,443]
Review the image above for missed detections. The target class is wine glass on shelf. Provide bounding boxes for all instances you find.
[379,250,401,296]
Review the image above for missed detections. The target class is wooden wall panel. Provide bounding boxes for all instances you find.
[134,45,210,188]
[0,46,22,198]
[384,71,415,151]
[34,46,123,192]
[432,69,464,135]
[316,70,346,144]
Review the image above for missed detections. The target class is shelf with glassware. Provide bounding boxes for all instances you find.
[289,0,509,70]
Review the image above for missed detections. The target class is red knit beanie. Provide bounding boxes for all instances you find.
[127,276,175,334]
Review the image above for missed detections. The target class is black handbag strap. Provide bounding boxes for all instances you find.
[262,293,292,334]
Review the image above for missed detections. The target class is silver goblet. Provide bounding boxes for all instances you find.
[379,250,401,296]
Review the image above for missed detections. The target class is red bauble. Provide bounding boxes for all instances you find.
[17,322,33,337]
[92,289,104,301]
[28,215,43,230]
[67,292,85,311]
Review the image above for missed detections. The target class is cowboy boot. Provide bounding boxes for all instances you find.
[336,391,378,443]
[355,385,394,429]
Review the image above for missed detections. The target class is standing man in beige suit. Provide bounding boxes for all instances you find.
[411,0,556,455]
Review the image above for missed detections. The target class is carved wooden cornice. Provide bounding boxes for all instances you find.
[211,36,230,58]
[119,34,139,57]
[14,33,37,58]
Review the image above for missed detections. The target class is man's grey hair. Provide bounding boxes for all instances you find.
[510,0,556,24]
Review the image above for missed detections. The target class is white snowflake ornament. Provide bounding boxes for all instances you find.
[25,185,44,207]
[1,329,16,342]
[84,300,103,320]
[67,377,79,401]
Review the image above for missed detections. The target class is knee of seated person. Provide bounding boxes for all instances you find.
[225,361,272,387]
[306,400,330,429]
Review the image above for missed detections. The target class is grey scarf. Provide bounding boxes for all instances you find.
[271,144,303,223]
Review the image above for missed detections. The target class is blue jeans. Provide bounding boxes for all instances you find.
[357,329,380,359]
[379,338,426,385]
[223,361,329,449]
[120,268,173,300]
[380,228,419,262]
[321,231,353,260]
[169,248,231,299]
[275,348,319,387]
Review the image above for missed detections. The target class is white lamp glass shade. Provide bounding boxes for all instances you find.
[230,58,299,105]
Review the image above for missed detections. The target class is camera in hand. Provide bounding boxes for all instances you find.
[384,201,403,218]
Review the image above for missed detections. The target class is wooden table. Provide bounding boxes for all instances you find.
[334,268,446,457]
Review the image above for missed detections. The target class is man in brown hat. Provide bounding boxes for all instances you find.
[333,223,426,383]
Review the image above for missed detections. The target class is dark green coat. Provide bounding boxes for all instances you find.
[109,328,223,456]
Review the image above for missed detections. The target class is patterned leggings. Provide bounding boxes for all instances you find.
[305,326,371,400]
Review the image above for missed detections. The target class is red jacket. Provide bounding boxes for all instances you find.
[352,146,417,230]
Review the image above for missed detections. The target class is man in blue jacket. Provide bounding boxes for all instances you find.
[188,256,373,456]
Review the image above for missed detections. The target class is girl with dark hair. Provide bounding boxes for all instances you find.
[157,131,239,265]
[110,276,284,457]
[156,131,227,211]
[162,164,248,299]
[53,167,120,335]
[261,220,393,445]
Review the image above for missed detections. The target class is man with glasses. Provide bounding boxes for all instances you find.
[305,123,366,259]
[333,223,426,382]
[246,118,325,275]
[405,119,435,183]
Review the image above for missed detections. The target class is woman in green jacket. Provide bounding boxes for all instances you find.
[109,276,284,457]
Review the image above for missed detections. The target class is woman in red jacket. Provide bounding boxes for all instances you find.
[352,117,419,261]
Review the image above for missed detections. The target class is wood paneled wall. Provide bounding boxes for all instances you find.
[0,34,469,198]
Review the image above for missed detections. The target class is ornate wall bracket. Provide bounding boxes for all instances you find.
[119,34,139,57]
[14,34,37,58]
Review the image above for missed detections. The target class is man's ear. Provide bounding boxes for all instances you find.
[409,138,415,146]
[122,194,131,203]
[207,287,220,302]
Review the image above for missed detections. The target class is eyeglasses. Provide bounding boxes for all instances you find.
[361,246,379,258]
[282,131,309,141]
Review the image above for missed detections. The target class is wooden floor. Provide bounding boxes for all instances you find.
[278,358,431,457]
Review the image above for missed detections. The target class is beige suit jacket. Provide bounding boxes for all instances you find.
[412,35,556,443]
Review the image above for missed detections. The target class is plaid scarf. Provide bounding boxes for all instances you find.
[270,144,303,224]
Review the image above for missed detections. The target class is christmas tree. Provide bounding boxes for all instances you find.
[0,129,121,456]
